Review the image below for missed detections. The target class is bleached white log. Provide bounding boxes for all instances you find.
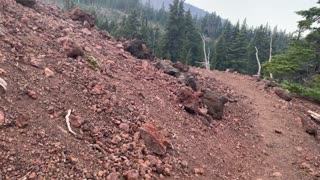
[308,110,320,123]
[65,109,76,135]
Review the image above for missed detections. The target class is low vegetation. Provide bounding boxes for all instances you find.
[264,1,320,102]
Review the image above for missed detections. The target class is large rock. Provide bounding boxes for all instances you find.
[62,40,84,58]
[123,39,154,60]
[173,61,189,72]
[263,80,278,90]
[155,60,180,77]
[107,172,120,180]
[274,87,292,101]
[65,8,96,28]
[177,72,197,91]
[139,124,169,155]
[16,0,36,8]
[201,89,228,120]
[100,30,112,40]
[155,60,197,90]
[177,88,201,114]
[57,36,84,58]
[123,170,139,180]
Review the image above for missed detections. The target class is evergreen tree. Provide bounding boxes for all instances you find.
[297,1,320,56]
[123,10,140,39]
[163,0,185,62]
[230,19,249,73]
[182,10,201,65]
[225,21,243,71]
[215,20,232,70]
[261,1,320,101]
[52,0,292,75]
[263,41,316,82]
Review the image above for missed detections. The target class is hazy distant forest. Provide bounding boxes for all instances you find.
[42,0,320,101]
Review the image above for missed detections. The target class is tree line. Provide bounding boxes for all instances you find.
[41,0,320,101]
[44,0,291,75]
[263,1,320,101]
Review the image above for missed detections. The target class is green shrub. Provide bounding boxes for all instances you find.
[86,56,100,70]
[281,81,320,102]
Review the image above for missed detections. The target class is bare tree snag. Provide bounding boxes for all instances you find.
[269,33,273,79]
[255,46,261,77]
[198,33,211,70]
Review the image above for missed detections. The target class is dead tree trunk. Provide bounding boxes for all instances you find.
[198,33,211,70]
[308,110,320,123]
[255,46,261,77]
[269,33,273,79]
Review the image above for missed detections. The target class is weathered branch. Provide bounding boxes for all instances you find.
[65,109,76,135]
[255,46,261,77]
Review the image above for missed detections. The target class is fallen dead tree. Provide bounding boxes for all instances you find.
[308,110,320,124]
[65,109,76,135]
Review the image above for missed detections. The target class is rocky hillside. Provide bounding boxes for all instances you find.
[1,0,320,180]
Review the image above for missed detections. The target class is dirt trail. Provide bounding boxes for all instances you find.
[205,70,320,179]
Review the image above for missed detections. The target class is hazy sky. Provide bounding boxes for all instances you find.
[185,0,317,32]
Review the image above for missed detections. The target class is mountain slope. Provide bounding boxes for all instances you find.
[0,1,320,180]
[141,0,208,17]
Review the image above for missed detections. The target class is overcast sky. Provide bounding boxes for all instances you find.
[185,0,317,32]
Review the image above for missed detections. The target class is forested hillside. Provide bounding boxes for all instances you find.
[140,0,208,17]
[263,1,320,101]
[40,0,292,76]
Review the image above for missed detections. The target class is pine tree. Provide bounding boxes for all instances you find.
[124,10,141,39]
[215,20,232,70]
[57,0,292,74]
[182,10,201,65]
[263,41,316,81]
[228,19,249,73]
[163,0,185,62]
[215,33,227,70]
[297,1,320,55]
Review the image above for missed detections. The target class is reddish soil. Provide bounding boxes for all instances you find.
[0,1,319,180]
